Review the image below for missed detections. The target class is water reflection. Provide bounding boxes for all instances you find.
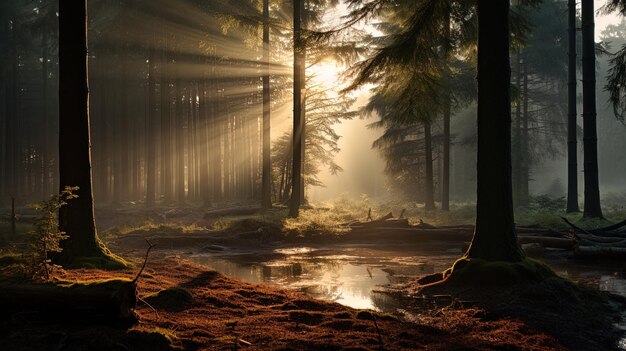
[192,246,456,311]
[600,275,626,297]
[192,246,626,313]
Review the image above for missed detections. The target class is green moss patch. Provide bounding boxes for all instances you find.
[415,257,625,351]
[442,257,557,287]
[63,253,129,270]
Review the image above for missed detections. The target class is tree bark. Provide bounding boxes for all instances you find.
[441,10,451,211]
[96,56,109,203]
[199,69,211,207]
[4,14,18,204]
[566,0,580,213]
[175,77,186,204]
[0,15,6,201]
[289,0,303,218]
[160,33,172,204]
[262,0,272,210]
[442,96,450,211]
[57,0,110,261]
[466,0,524,262]
[115,43,130,204]
[581,0,603,218]
[424,122,435,210]
[146,36,157,207]
[520,61,529,206]
[513,50,522,203]
[299,4,308,205]
[42,31,50,200]
[211,57,222,202]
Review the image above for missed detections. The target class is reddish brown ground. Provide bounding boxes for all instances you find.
[0,253,570,351]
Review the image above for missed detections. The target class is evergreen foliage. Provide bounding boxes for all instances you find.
[29,186,77,281]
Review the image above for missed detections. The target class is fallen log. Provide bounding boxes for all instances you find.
[591,218,626,233]
[578,239,626,247]
[348,212,408,229]
[575,246,626,257]
[414,219,437,229]
[349,218,410,229]
[562,217,626,239]
[344,225,574,249]
[204,206,261,219]
[561,217,594,235]
[576,233,626,244]
[0,278,137,324]
[515,228,556,235]
[517,236,575,250]
[436,224,475,230]
[343,227,473,242]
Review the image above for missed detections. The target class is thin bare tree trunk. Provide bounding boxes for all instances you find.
[146,36,157,207]
[262,0,272,209]
[566,0,580,213]
[289,0,303,217]
[581,0,603,218]
[424,122,435,210]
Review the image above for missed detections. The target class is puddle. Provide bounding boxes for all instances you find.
[192,246,626,314]
[192,246,457,311]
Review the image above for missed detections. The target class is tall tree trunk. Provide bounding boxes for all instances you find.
[199,72,211,207]
[566,0,579,213]
[42,31,50,199]
[513,50,522,204]
[0,18,7,202]
[224,113,232,200]
[261,0,272,209]
[289,0,303,218]
[520,62,529,206]
[115,44,130,204]
[466,0,524,262]
[96,59,109,203]
[12,15,20,201]
[4,14,18,204]
[299,4,308,205]
[581,0,603,218]
[57,0,111,262]
[187,85,194,201]
[442,96,451,211]
[210,56,222,202]
[146,39,157,207]
[441,10,451,211]
[424,122,435,210]
[160,35,172,204]
[175,77,185,204]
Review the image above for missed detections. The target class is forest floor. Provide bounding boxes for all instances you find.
[3,253,618,351]
[1,197,626,350]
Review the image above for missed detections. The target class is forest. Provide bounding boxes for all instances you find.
[1,0,626,350]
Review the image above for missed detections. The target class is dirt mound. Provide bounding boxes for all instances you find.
[144,287,193,312]
[409,258,626,351]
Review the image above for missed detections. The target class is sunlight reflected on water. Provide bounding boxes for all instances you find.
[192,246,455,311]
[192,246,626,322]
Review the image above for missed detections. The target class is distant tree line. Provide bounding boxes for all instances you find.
[0,0,356,209]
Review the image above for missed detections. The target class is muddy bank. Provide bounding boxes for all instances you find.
[1,255,571,350]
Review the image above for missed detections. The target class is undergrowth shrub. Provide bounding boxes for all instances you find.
[29,186,78,281]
